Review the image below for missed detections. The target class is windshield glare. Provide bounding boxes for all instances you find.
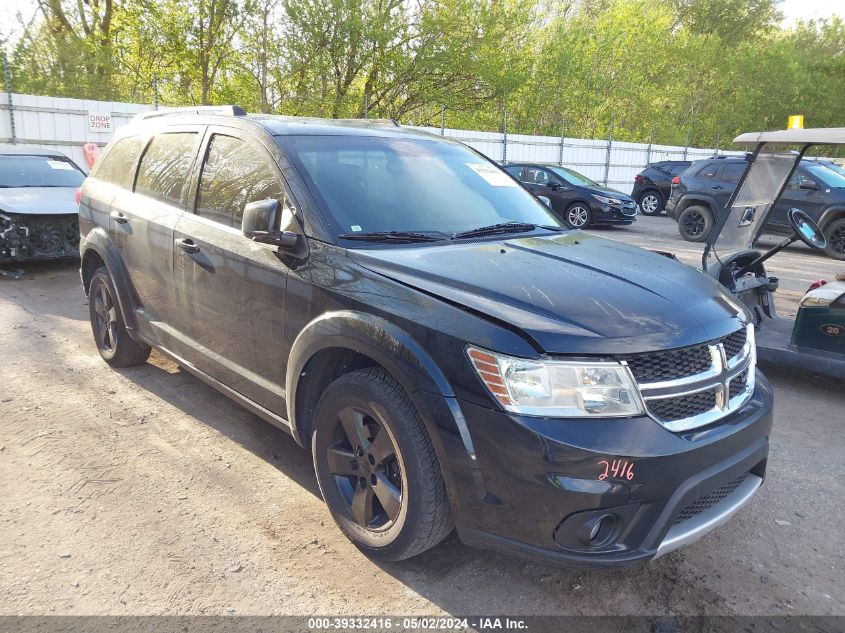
[805,163,845,188]
[0,155,85,188]
[280,135,562,238]
[550,166,598,187]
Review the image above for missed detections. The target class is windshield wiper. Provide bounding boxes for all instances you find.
[338,230,448,243]
[452,221,540,239]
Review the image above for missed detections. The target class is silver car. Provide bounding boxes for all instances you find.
[0,146,85,263]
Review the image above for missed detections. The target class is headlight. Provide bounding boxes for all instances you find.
[591,194,623,205]
[467,347,644,417]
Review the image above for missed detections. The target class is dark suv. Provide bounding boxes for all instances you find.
[668,157,845,259]
[631,160,691,216]
[78,106,773,567]
[504,163,637,228]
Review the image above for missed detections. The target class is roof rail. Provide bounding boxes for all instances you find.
[135,105,247,121]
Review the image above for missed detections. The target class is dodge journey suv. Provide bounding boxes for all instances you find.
[78,106,773,566]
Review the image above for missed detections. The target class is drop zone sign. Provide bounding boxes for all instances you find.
[88,112,113,133]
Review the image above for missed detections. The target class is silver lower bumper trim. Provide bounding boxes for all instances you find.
[655,473,763,559]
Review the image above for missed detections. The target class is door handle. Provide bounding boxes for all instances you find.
[710,185,725,190]
[175,238,200,254]
[110,211,128,224]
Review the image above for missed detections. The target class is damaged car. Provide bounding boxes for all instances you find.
[0,147,85,264]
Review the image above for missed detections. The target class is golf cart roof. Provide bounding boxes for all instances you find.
[734,128,845,145]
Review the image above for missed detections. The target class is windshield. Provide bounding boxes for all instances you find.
[549,166,598,187]
[0,155,85,188]
[805,162,845,188]
[705,147,796,272]
[280,135,562,239]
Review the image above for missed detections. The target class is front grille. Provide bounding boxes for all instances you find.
[647,390,716,422]
[674,473,749,525]
[729,369,749,400]
[625,344,712,383]
[723,329,747,360]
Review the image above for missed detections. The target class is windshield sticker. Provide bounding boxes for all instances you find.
[739,206,756,227]
[467,163,518,187]
[47,160,75,171]
[350,225,362,232]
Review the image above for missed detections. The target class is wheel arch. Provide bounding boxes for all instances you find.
[675,194,719,217]
[286,311,456,448]
[80,228,140,333]
[819,206,845,228]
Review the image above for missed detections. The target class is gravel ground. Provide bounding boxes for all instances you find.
[0,218,843,617]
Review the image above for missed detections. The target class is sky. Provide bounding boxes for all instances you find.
[0,0,843,48]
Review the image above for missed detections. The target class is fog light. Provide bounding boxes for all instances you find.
[579,514,616,547]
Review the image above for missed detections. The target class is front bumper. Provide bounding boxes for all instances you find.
[443,371,773,568]
[592,201,637,225]
[0,213,80,263]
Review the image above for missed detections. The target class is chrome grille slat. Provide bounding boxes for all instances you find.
[626,324,756,432]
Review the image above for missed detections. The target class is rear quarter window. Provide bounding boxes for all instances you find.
[95,137,143,189]
[135,132,199,206]
[696,163,723,180]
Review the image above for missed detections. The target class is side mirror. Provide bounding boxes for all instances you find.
[537,195,552,208]
[242,199,299,248]
[799,180,818,190]
[547,181,561,190]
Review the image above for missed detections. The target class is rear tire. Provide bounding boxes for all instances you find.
[678,205,713,242]
[312,368,453,561]
[638,190,664,216]
[88,266,151,367]
[823,218,845,260]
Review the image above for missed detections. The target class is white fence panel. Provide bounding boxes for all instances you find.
[0,93,154,171]
[0,92,741,188]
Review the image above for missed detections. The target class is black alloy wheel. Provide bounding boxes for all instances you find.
[824,218,845,260]
[328,405,404,530]
[88,266,151,367]
[312,368,453,561]
[677,205,713,242]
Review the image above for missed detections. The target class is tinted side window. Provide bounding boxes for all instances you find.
[135,132,198,206]
[97,137,143,189]
[196,134,284,228]
[696,163,723,180]
[504,165,523,179]
[670,164,690,175]
[524,167,551,184]
[721,163,747,183]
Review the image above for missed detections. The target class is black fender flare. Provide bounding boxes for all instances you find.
[285,310,484,495]
[818,206,845,229]
[676,194,722,218]
[80,228,140,334]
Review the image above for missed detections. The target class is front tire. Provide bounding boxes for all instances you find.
[312,368,453,561]
[88,266,151,367]
[565,203,592,229]
[677,205,713,242]
[638,190,664,216]
[823,218,845,260]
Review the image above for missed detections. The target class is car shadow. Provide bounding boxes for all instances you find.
[0,259,87,322]
[106,351,761,615]
[112,350,322,499]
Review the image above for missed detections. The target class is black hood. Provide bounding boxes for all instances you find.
[587,184,634,202]
[349,232,745,355]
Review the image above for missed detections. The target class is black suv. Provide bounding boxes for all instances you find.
[78,106,773,567]
[667,157,845,259]
[504,163,637,228]
[631,160,691,216]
